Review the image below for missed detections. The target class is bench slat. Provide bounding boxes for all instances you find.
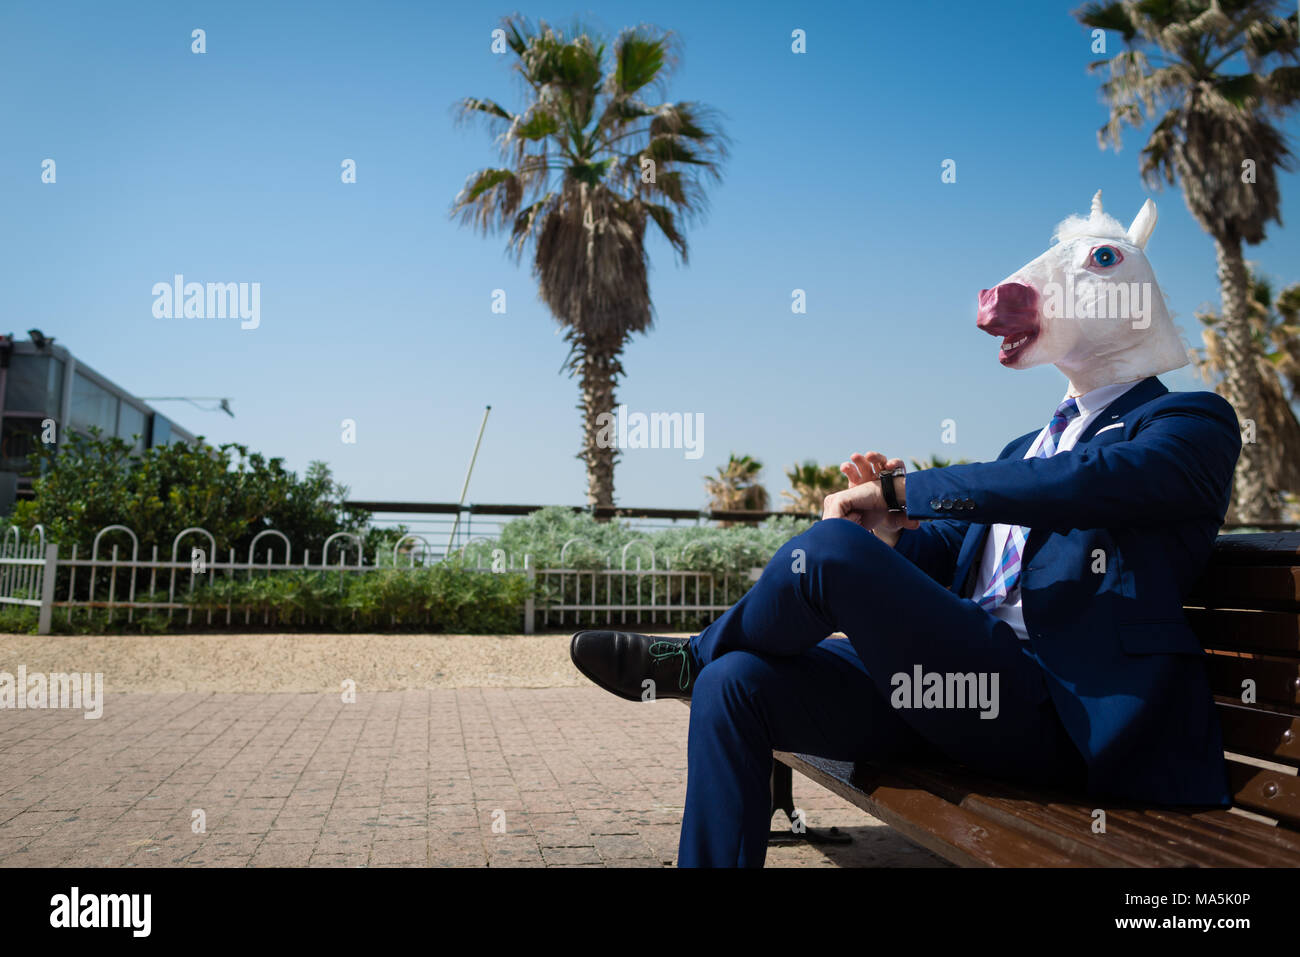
[1188,565,1300,611]
[784,757,1300,866]
[894,764,1300,867]
[1199,533,1300,566]
[1094,807,1298,867]
[1227,759,1300,827]
[1215,701,1300,767]
[772,752,1080,867]
[1205,652,1300,709]
[1106,806,1300,867]
[893,767,1192,866]
[1182,807,1300,857]
[1187,607,1300,656]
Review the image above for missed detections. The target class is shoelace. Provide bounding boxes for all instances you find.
[648,640,692,691]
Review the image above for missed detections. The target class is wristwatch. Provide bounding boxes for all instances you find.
[879,468,906,514]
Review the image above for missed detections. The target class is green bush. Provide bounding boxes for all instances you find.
[8,428,403,562]
[465,506,812,631]
[0,601,188,636]
[183,562,533,633]
[470,505,812,574]
[0,603,40,634]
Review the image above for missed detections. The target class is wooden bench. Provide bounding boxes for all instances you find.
[770,531,1300,866]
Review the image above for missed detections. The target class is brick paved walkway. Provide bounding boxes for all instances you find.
[0,687,945,867]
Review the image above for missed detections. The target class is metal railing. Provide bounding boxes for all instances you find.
[16,515,1273,636]
[0,525,751,635]
[348,500,813,557]
[0,525,49,617]
[0,526,380,633]
[530,537,750,631]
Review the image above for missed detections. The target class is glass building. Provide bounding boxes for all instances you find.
[0,333,195,511]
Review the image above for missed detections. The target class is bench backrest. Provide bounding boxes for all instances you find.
[1187,532,1300,831]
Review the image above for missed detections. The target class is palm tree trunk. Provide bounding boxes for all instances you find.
[1214,235,1277,524]
[579,343,618,508]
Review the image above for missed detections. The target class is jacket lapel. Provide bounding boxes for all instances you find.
[1074,376,1167,444]
[950,525,989,595]
[1019,376,1168,567]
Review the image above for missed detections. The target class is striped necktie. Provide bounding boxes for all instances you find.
[975,396,1080,611]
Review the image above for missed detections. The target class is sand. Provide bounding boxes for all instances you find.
[0,629,671,694]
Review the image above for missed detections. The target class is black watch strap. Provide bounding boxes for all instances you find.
[880,468,905,513]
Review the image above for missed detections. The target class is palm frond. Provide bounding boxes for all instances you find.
[1077,0,1297,240]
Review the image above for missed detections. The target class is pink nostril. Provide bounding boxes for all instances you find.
[977,282,1038,326]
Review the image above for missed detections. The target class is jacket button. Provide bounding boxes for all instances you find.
[929,498,941,510]
[940,499,954,510]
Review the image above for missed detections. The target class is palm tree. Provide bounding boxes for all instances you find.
[1194,268,1300,519]
[909,454,971,471]
[1075,0,1299,521]
[451,17,727,507]
[704,454,770,516]
[781,461,848,515]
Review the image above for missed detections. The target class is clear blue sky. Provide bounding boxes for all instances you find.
[3,0,1298,509]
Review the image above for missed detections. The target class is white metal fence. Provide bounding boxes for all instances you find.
[0,525,379,633]
[532,567,737,631]
[0,526,749,634]
[528,537,746,630]
[0,527,51,630]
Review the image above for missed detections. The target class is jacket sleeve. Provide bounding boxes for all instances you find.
[892,430,1033,581]
[904,392,1241,532]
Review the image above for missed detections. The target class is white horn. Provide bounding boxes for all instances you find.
[1127,199,1158,249]
[1091,190,1103,218]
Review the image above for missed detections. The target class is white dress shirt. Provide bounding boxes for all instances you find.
[971,380,1139,640]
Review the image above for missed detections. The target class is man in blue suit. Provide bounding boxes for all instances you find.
[570,193,1242,866]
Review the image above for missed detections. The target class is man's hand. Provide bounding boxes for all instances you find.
[825,452,919,545]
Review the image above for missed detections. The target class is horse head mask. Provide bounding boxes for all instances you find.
[976,190,1188,395]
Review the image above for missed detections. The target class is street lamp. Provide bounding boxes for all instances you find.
[137,397,235,418]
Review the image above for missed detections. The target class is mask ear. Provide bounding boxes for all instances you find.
[1127,199,1157,249]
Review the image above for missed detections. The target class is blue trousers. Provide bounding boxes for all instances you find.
[678,518,1086,867]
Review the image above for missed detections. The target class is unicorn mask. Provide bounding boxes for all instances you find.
[976,191,1188,395]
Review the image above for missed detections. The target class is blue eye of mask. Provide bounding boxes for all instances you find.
[1091,246,1120,267]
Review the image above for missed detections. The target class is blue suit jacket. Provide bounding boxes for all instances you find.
[898,376,1240,806]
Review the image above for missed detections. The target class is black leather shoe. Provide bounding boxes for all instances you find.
[569,630,698,701]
